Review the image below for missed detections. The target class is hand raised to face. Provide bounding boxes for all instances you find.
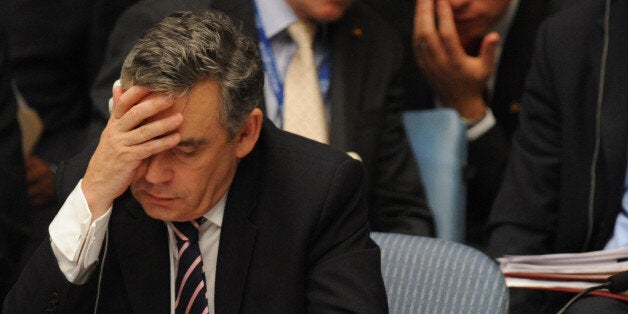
[413,0,499,120]
[81,85,183,221]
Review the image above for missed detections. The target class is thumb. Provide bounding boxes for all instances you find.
[479,32,500,69]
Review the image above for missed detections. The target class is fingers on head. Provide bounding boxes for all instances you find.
[130,113,183,144]
[434,0,464,57]
[113,86,152,119]
[118,94,174,131]
[414,0,436,45]
[136,132,181,160]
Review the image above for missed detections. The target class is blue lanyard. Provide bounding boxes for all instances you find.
[253,4,331,124]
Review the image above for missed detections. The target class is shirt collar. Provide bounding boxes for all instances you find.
[202,191,227,228]
[254,0,298,38]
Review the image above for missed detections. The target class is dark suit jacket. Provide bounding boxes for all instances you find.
[0,0,137,164]
[0,22,28,303]
[88,0,434,236]
[363,0,553,247]
[487,0,628,312]
[464,0,553,248]
[0,1,139,289]
[4,120,388,313]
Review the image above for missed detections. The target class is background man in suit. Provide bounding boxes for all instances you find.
[88,0,434,237]
[0,22,28,303]
[3,10,387,313]
[411,0,546,248]
[487,0,628,312]
[363,0,554,248]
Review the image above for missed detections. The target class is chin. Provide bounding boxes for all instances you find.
[141,201,206,222]
[141,203,177,221]
[132,189,181,221]
[457,25,490,41]
[315,4,350,22]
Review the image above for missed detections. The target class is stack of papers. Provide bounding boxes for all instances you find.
[497,247,628,300]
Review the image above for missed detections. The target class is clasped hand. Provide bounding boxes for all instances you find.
[81,86,183,220]
[413,0,498,120]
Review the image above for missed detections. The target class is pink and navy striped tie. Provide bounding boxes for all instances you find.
[172,218,209,314]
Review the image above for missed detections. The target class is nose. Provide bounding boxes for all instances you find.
[447,0,470,12]
[143,152,174,184]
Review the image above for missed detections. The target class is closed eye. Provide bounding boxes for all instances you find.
[172,138,208,159]
[175,148,198,157]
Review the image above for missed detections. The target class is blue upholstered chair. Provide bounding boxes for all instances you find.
[402,109,467,242]
[371,232,508,313]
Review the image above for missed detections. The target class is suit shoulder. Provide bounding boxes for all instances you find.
[541,0,603,35]
[257,121,363,176]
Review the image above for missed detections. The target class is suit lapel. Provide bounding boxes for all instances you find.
[328,7,368,150]
[214,135,261,313]
[110,194,171,313]
[493,0,550,136]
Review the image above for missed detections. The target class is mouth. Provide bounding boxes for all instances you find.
[454,17,477,25]
[143,191,177,205]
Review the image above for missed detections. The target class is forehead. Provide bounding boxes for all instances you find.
[177,80,220,118]
[164,80,225,139]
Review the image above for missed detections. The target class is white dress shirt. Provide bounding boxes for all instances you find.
[49,180,225,314]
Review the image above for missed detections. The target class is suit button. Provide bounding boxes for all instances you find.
[45,292,59,312]
[509,101,520,114]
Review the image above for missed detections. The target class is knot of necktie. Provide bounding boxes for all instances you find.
[172,218,204,245]
[288,19,317,49]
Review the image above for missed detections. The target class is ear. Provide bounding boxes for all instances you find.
[234,108,263,158]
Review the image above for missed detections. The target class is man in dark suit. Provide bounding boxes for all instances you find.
[487,0,628,312]
[0,22,28,303]
[365,0,554,248]
[3,10,387,313]
[88,0,434,236]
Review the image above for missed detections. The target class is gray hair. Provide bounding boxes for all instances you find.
[120,10,264,138]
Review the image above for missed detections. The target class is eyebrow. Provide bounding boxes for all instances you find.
[178,138,209,148]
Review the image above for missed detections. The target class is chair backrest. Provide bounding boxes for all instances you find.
[371,232,509,314]
[402,109,467,242]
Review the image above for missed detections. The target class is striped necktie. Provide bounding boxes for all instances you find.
[172,219,209,314]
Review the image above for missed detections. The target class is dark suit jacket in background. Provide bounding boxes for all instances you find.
[4,120,388,313]
[487,0,628,312]
[0,0,139,283]
[88,0,434,236]
[362,0,554,248]
[0,22,28,303]
[0,0,137,165]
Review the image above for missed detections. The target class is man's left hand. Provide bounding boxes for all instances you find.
[413,0,498,121]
